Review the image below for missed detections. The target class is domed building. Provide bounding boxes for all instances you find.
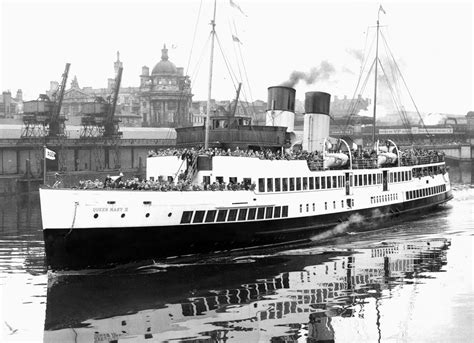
[139,45,193,127]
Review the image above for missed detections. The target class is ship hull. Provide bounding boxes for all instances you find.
[43,191,452,270]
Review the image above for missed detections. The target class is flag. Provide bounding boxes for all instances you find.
[45,147,56,160]
[232,34,242,44]
[230,0,247,16]
[379,5,386,14]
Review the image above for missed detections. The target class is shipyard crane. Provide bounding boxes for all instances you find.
[21,63,71,138]
[80,67,123,138]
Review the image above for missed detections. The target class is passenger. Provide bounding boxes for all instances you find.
[53,173,62,188]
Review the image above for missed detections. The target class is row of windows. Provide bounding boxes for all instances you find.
[258,176,345,193]
[354,173,382,187]
[299,199,355,213]
[406,184,446,200]
[180,206,289,224]
[370,193,398,204]
[390,170,412,183]
[258,169,413,193]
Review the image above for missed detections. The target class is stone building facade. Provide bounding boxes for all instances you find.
[138,45,193,127]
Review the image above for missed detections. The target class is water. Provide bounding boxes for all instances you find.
[0,186,473,342]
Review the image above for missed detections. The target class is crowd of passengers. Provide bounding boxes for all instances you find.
[70,145,445,190]
[76,174,257,191]
[148,145,444,169]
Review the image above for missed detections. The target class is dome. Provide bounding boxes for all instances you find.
[152,44,177,75]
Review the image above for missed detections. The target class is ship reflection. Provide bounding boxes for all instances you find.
[44,238,449,342]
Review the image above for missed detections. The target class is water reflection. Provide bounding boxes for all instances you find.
[0,194,45,278]
[44,238,450,342]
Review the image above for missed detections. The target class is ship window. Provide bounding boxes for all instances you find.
[227,209,238,221]
[309,177,314,190]
[313,203,315,211]
[401,172,405,182]
[368,174,372,185]
[296,178,302,191]
[354,175,358,186]
[257,207,265,219]
[341,200,344,208]
[390,173,393,183]
[181,211,193,224]
[290,178,295,191]
[282,206,289,217]
[333,201,336,209]
[327,177,332,189]
[274,206,281,218]
[373,174,376,184]
[267,178,273,192]
[238,208,248,221]
[258,178,265,192]
[359,174,362,186]
[364,174,367,185]
[275,178,281,192]
[216,210,228,222]
[303,177,308,190]
[94,213,99,219]
[332,176,337,188]
[229,177,237,184]
[203,176,211,185]
[205,210,217,223]
[248,208,257,220]
[299,204,302,213]
[406,191,409,200]
[306,204,309,212]
[371,196,374,204]
[325,202,327,210]
[282,178,288,192]
[266,207,273,219]
[216,176,224,183]
[315,177,320,189]
[193,211,205,223]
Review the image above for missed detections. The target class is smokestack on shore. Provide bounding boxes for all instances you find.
[266,86,296,132]
[303,91,331,152]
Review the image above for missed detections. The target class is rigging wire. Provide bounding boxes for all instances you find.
[185,0,204,76]
[341,32,376,130]
[343,58,376,130]
[380,31,433,144]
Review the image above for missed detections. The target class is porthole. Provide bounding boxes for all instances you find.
[94,213,99,219]
[121,213,125,218]
[168,212,172,217]
[145,213,150,218]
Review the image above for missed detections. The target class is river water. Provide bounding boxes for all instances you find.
[0,185,472,342]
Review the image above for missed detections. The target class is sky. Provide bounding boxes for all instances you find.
[1,0,472,116]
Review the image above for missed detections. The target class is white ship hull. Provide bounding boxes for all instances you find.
[40,156,452,270]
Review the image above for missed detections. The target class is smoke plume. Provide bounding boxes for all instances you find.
[310,213,365,241]
[281,61,335,88]
[346,48,364,63]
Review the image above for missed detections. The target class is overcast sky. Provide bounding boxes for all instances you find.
[1,0,472,116]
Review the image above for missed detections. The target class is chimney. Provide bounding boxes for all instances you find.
[265,86,296,132]
[302,91,331,152]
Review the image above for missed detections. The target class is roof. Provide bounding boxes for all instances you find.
[151,44,177,75]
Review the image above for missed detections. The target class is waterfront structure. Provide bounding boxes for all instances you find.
[138,45,193,127]
[58,53,141,127]
[0,90,23,118]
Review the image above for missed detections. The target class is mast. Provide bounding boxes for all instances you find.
[372,9,381,145]
[204,0,217,149]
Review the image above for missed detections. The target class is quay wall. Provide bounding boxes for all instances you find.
[0,138,175,195]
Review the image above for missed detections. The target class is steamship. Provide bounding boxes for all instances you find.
[39,86,452,270]
[39,6,452,271]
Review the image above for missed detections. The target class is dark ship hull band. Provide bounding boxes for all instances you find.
[44,191,452,270]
